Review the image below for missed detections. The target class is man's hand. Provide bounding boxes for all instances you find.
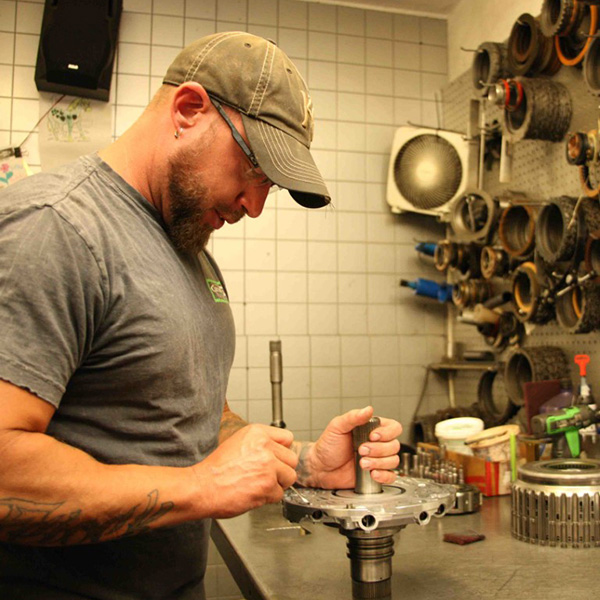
[192,424,298,519]
[295,406,402,490]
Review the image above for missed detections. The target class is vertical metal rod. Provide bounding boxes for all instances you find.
[499,135,513,183]
[444,223,456,409]
[477,98,486,189]
[269,340,285,428]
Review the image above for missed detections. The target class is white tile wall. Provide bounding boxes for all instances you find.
[1,2,449,598]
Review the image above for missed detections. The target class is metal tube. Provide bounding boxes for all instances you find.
[478,99,486,189]
[269,340,285,428]
[352,418,383,494]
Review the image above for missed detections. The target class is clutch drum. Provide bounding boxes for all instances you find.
[512,458,600,547]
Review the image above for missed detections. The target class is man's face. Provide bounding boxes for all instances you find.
[166,142,245,255]
[165,109,272,256]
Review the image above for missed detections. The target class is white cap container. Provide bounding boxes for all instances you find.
[435,417,485,455]
[465,424,521,462]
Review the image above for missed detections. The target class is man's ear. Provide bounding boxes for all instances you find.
[171,82,211,132]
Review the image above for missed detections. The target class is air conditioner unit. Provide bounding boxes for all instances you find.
[386,126,476,217]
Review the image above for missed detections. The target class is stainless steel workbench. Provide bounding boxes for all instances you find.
[211,495,600,600]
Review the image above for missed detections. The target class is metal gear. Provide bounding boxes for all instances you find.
[512,458,600,547]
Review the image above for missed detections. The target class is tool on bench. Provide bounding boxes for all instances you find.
[530,354,599,458]
[531,405,599,458]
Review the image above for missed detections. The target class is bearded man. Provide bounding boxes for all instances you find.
[0,32,402,599]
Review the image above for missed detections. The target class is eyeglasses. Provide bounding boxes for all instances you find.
[208,95,260,169]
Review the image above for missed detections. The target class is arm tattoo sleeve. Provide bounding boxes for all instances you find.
[292,441,315,487]
[218,410,247,445]
[0,490,174,546]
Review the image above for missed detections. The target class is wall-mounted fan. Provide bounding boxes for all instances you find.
[386,126,476,217]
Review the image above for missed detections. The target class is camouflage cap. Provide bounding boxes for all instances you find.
[163,31,330,209]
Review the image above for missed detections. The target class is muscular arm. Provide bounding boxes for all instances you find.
[0,381,297,547]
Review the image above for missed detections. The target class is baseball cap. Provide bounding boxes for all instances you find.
[163,31,331,209]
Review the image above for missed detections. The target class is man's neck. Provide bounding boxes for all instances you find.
[98,117,169,219]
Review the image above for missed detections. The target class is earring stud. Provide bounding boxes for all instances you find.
[174,128,183,139]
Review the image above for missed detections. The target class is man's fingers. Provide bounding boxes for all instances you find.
[276,463,298,490]
[370,468,401,485]
[359,454,400,472]
[368,416,403,442]
[327,406,374,435]
[270,440,299,470]
[265,425,295,447]
[358,439,400,458]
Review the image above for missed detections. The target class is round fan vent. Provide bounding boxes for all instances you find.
[393,134,463,210]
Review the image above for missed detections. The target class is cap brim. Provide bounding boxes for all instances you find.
[241,115,331,209]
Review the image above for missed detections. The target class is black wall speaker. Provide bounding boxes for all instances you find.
[35,0,123,102]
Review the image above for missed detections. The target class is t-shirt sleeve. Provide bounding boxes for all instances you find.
[0,206,105,407]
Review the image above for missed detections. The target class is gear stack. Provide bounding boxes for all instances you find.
[512,458,600,548]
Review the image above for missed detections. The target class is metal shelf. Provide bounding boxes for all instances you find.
[430,361,498,372]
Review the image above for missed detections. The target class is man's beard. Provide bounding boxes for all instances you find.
[166,144,243,255]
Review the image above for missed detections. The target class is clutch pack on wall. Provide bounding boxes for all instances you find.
[35,0,123,102]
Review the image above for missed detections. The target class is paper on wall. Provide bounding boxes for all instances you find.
[38,93,112,171]
[0,149,32,188]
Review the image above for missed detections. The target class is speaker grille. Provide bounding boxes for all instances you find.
[393,134,463,210]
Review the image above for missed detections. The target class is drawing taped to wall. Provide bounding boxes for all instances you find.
[47,97,93,143]
[39,93,112,171]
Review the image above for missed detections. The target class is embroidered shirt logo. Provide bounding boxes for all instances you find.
[206,279,228,303]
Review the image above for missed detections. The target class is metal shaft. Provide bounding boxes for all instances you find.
[352,417,383,495]
[269,341,285,428]
[345,528,395,599]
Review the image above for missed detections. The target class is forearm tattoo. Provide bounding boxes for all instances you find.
[218,411,247,445]
[293,441,315,487]
[0,490,173,546]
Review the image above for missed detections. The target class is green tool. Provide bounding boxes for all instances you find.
[531,405,599,458]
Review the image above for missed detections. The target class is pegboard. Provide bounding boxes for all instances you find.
[439,38,600,402]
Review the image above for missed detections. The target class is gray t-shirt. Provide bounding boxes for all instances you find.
[0,154,236,599]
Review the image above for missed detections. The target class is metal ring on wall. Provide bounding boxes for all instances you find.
[480,246,510,279]
[584,34,600,95]
[511,261,555,324]
[535,197,580,267]
[541,0,584,37]
[504,346,571,407]
[472,42,510,97]
[584,229,600,280]
[555,4,598,66]
[504,77,572,144]
[477,369,517,426]
[508,13,562,76]
[556,279,600,333]
[566,130,597,166]
[452,280,492,309]
[433,239,459,272]
[498,204,537,258]
[449,189,498,243]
